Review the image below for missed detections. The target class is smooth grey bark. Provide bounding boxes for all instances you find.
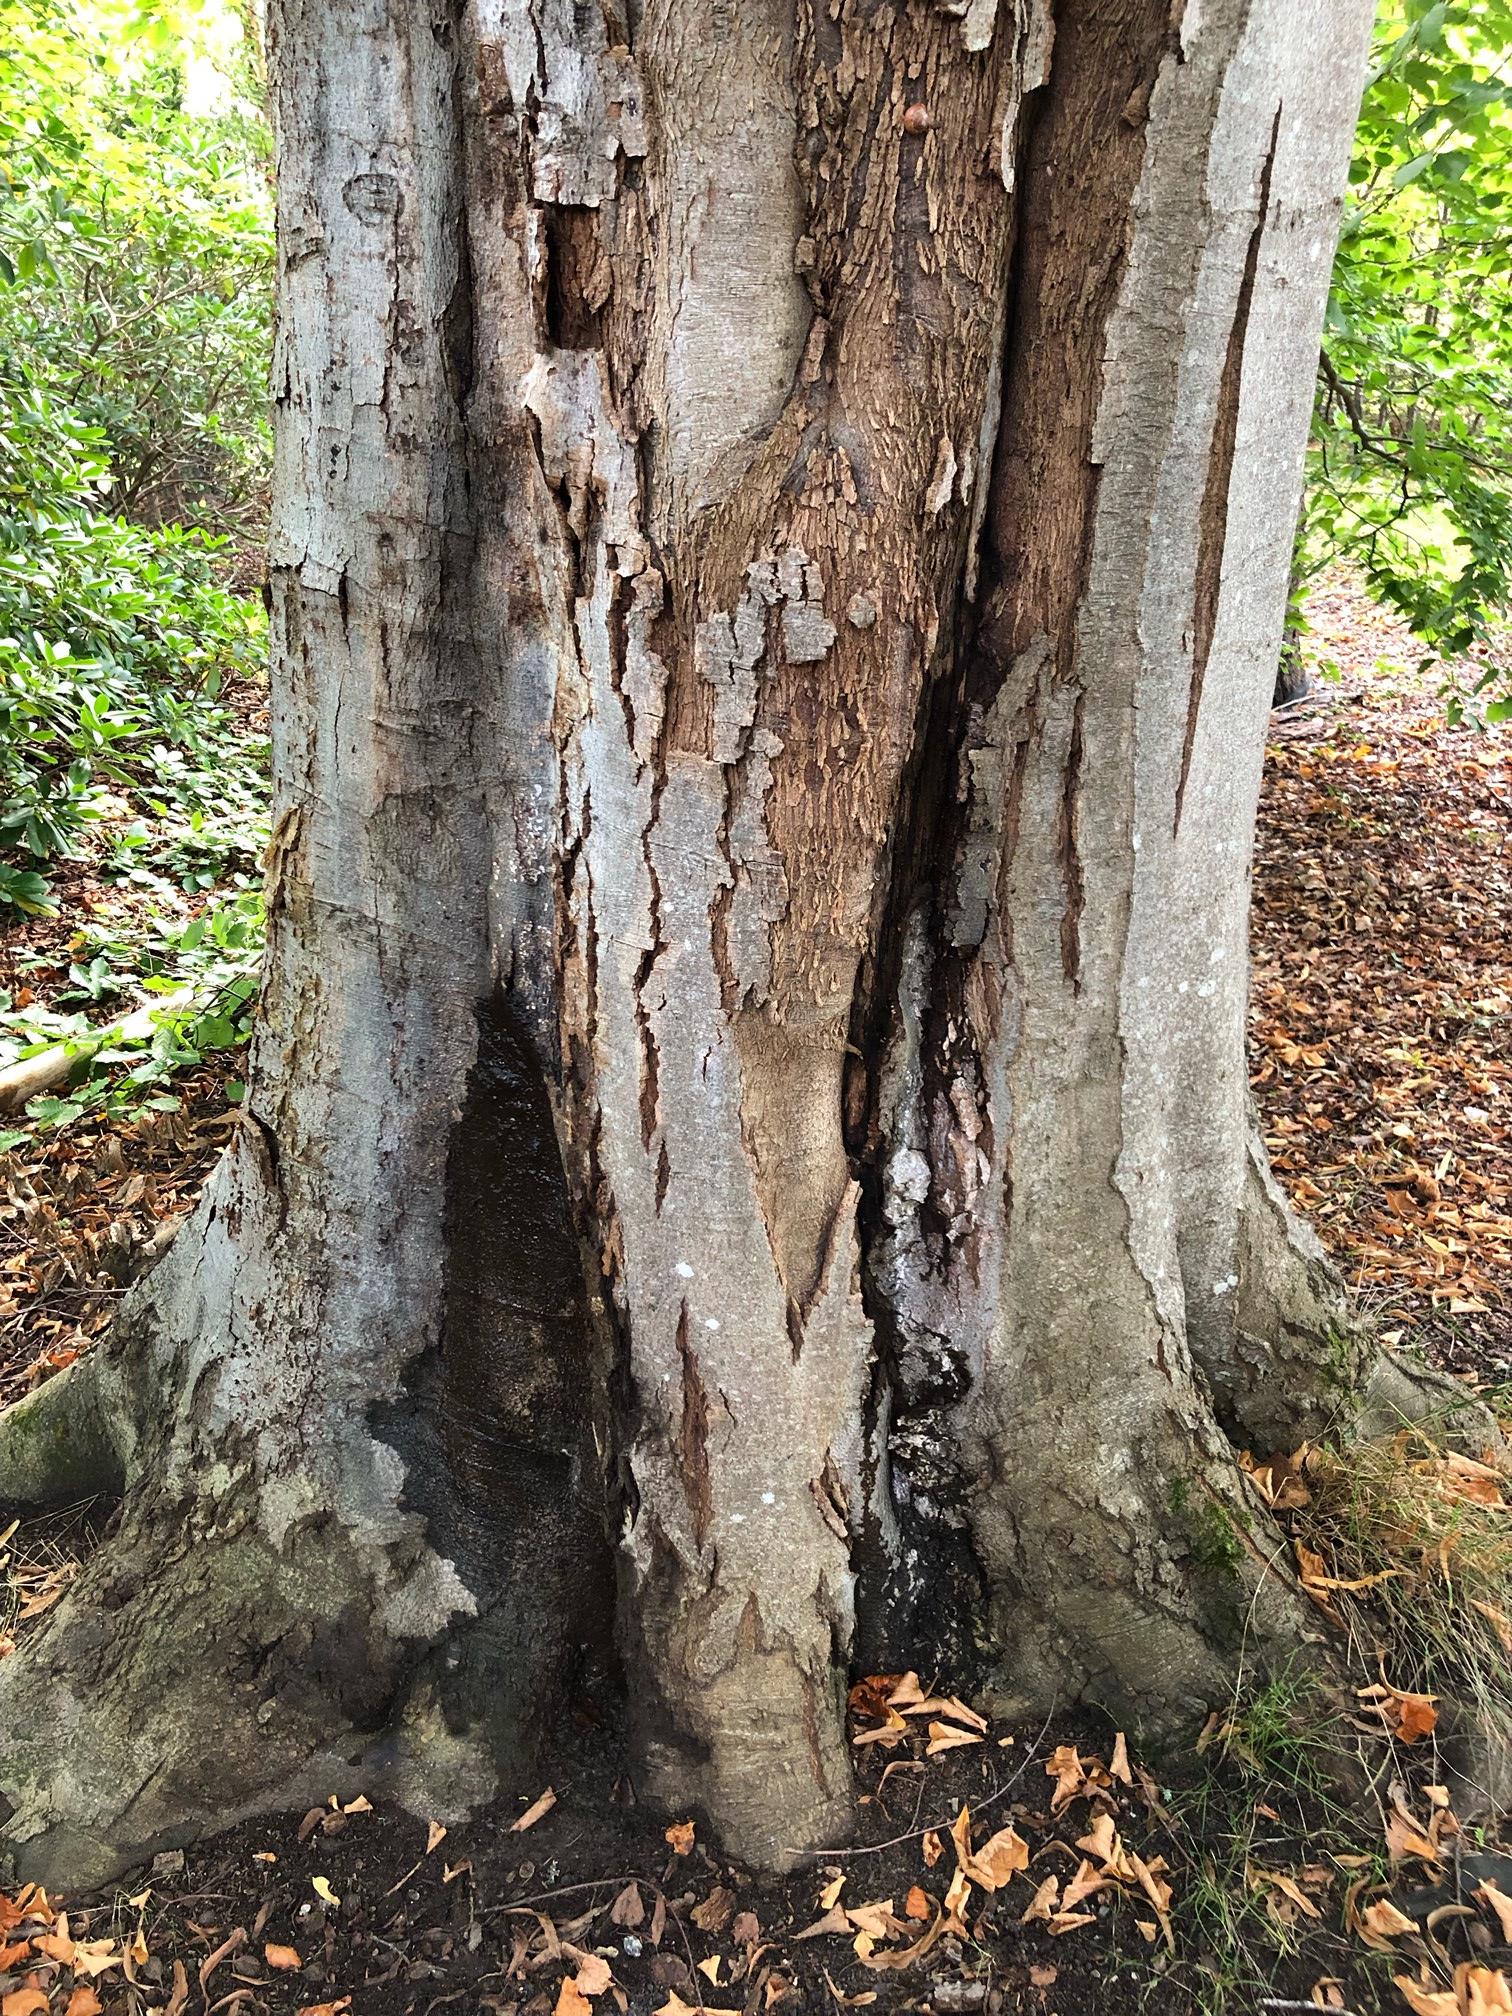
[1,0,1453,1891]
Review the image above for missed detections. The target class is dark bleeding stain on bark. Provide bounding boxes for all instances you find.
[438,995,589,1511]
[676,1305,713,1549]
[1176,103,1282,832]
[373,993,612,1742]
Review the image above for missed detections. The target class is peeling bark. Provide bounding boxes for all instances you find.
[0,0,1438,1892]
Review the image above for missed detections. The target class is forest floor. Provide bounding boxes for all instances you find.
[2,576,1512,2015]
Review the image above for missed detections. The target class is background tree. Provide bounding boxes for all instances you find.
[0,0,1485,1889]
[1302,0,1512,716]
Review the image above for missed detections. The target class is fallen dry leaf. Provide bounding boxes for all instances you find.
[426,1820,448,1854]
[664,1819,695,1856]
[1362,1898,1419,1941]
[511,1787,558,1833]
[610,1882,644,1929]
[265,1943,302,1971]
[63,1990,103,2016]
[1480,1881,1512,1943]
[925,1721,982,1755]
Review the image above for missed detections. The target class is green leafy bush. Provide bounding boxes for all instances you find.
[1308,0,1512,715]
[0,0,271,911]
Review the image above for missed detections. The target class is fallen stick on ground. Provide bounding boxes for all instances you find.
[0,985,194,1114]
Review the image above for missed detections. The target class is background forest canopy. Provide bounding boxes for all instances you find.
[0,0,1507,1130]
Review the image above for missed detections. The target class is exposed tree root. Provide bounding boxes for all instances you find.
[0,1355,121,1511]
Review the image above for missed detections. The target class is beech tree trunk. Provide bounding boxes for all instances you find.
[0,0,1467,1889]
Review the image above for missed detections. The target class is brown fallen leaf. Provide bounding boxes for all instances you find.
[163,1959,190,2016]
[611,1882,644,1929]
[511,1787,558,1834]
[652,1995,740,2016]
[1394,1966,1511,2016]
[554,1983,594,2016]
[1480,1880,1512,1943]
[921,1828,943,1868]
[1386,1807,1442,1864]
[904,1886,931,1920]
[1020,1875,1060,1925]
[426,1820,448,1854]
[664,1819,695,1856]
[691,1886,735,1934]
[942,1868,971,1932]
[1362,1898,1418,1941]
[2,1993,49,2016]
[265,1943,302,1971]
[855,1905,944,1975]
[821,1969,876,2007]
[63,1990,103,2016]
[925,1721,982,1755]
[794,1904,850,1941]
[296,2001,352,2016]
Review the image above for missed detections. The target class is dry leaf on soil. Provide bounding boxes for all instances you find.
[511,1788,557,1833]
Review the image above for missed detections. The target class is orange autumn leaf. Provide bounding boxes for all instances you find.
[664,1819,695,1856]
[265,1944,302,1971]
[904,1886,931,1921]
[1394,1694,1439,1744]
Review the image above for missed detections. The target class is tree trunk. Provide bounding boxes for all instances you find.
[3,0,1462,1890]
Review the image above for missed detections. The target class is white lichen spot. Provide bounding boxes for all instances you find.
[730,1512,747,1525]
[761,1491,776,1505]
[705,1317,720,1331]
[1212,1274,1239,1298]
[675,1260,695,1279]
